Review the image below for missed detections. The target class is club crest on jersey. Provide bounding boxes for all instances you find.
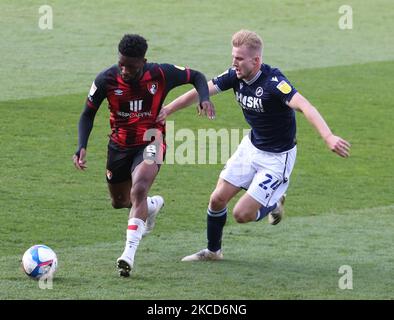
[276,80,292,94]
[147,82,158,95]
[255,87,264,97]
[114,89,123,96]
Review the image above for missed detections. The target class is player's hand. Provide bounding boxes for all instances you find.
[156,107,170,125]
[325,134,351,158]
[198,100,216,120]
[73,148,88,170]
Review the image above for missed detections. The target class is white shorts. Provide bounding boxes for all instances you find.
[219,135,297,207]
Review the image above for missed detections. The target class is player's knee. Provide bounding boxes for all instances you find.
[111,199,129,209]
[232,208,248,223]
[233,205,250,223]
[209,192,227,211]
[130,183,148,202]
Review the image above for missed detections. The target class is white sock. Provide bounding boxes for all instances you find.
[121,217,145,265]
[147,196,156,215]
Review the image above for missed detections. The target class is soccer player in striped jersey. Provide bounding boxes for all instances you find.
[157,30,351,261]
[73,34,214,275]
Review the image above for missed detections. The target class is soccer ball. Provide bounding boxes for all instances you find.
[21,244,58,280]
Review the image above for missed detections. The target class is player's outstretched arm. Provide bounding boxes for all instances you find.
[287,92,351,158]
[157,80,218,123]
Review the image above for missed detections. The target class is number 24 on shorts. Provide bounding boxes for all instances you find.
[258,173,280,191]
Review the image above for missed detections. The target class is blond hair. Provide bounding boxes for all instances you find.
[232,29,263,57]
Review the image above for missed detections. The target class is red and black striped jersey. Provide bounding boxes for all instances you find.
[86,63,193,149]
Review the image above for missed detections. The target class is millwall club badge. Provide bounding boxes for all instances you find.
[147,82,158,95]
[255,87,264,97]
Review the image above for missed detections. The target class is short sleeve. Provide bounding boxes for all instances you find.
[212,68,237,92]
[268,76,298,104]
[159,64,191,91]
[87,72,107,110]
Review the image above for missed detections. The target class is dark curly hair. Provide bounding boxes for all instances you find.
[118,34,148,58]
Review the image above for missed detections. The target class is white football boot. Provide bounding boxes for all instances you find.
[142,195,164,237]
[181,248,223,262]
[268,194,286,225]
[116,255,133,277]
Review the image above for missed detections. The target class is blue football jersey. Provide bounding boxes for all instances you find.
[212,64,297,153]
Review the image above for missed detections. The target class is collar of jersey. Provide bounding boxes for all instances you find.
[243,70,262,86]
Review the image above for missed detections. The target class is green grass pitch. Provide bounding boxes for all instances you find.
[0,0,393,299]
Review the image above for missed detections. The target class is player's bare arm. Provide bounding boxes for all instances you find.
[157,80,218,122]
[287,92,351,158]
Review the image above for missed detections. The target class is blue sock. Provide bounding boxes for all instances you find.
[256,203,277,221]
[207,207,227,252]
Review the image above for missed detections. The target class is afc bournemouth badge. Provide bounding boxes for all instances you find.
[147,82,158,95]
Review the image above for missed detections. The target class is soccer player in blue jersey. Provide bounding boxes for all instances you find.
[157,29,351,261]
